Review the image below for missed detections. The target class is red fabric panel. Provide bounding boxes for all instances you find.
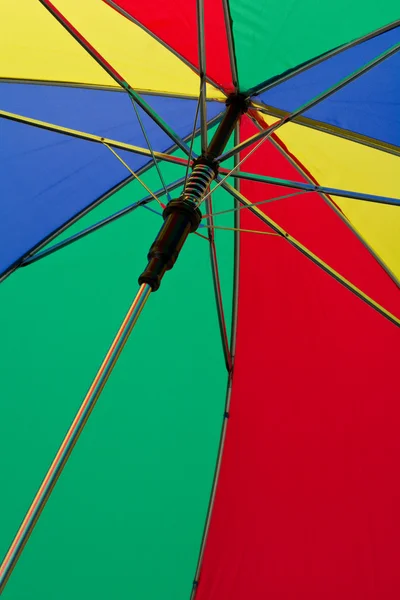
[108,0,233,91]
[195,117,400,599]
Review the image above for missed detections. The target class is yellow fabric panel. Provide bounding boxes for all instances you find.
[0,1,115,87]
[0,0,223,98]
[258,115,400,281]
[51,0,223,97]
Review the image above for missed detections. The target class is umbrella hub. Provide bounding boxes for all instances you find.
[138,94,248,291]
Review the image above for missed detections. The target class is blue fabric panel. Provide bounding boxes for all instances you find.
[0,85,224,277]
[0,84,223,151]
[0,119,130,276]
[257,27,400,147]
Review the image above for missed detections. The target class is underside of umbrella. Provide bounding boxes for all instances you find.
[0,1,399,599]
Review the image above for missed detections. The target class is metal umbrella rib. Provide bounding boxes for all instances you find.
[196,0,208,154]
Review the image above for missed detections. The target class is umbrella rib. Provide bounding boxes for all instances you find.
[218,168,400,207]
[21,178,186,268]
[220,181,400,328]
[0,109,189,166]
[130,97,171,202]
[103,0,227,96]
[194,231,210,241]
[190,123,242,599]
[250,102,400,159]
[102,143,163,206]
[230,123,242,358]
[203,190,308,218]
[196,0,208,154]
[218,41,400,164]
[0,77,126,92]
[0,78,227,102]
[247,19,400,97]
[204,194,233,372]
[222,0,239,89]
[203,224,279,236]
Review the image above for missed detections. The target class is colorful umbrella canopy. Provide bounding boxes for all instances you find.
[0,1,399,599]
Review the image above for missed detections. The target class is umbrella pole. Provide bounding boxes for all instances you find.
[0,93,248,593]
[0,283,151,593]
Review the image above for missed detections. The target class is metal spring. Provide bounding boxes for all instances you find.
[182,163,215,205]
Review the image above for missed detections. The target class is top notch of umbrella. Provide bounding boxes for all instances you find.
[138,94,248,291]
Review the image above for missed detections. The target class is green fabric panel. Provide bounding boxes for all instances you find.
[0,132,234,598]
[229,0,399,90]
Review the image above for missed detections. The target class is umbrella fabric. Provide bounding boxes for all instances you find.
[0,1,399,599]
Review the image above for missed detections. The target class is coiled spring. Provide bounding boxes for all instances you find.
[182,162,215,206]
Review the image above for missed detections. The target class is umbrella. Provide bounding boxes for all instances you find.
[0,1,399,598]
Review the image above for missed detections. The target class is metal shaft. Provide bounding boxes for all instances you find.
[0,283,152,593]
